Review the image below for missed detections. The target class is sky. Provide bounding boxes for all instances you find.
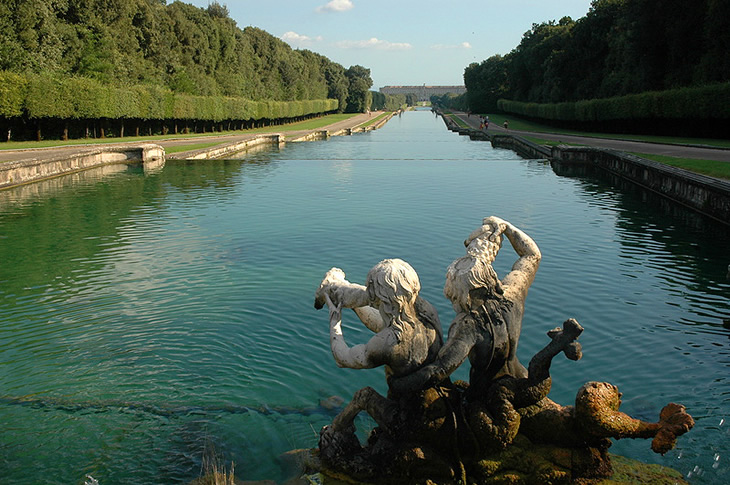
[185,0,595,89]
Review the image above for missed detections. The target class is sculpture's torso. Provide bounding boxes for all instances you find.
[466,299,527,399]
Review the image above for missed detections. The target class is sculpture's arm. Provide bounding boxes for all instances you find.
[314,268,385,332]
[389,321,474,393]
[352,306,386,333]
[484,217,541,299]
[325,293,385,369]
[331,281,386,333]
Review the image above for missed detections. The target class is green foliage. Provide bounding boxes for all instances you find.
[24,74,75,119]
[463,55,509,112]
[498,82,730,122]
[321,60,348,113]
[466,0,730,118]
[431,93,468,111]
[3,70,337,123]
[405,93,419,106]
[0,0,348,138]
[370,91,406,111]
[0,71,27,117]
[344,65,373,113]
[0,0,351,104]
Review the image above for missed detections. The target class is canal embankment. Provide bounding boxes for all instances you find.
[439,109,730,225]
[0,144,165,190]
[0,111,395,190]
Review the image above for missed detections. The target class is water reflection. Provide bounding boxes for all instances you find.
[1,111,729,484]
[552,160,730,334]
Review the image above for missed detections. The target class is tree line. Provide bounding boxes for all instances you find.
[448,0,730,136]
[0,0,374,141]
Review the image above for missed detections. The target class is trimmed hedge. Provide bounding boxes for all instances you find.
[498,83,730,122]
[1,71,338,122]
[0,72,28,117]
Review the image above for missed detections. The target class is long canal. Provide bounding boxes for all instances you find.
[1,109,728,484]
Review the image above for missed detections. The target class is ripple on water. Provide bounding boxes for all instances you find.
[1,110,730,484]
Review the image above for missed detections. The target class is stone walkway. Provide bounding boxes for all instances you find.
[451,111,730,162]
[4,108,725,166]
[0,111,382,164]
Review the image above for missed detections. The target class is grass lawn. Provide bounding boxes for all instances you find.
[633,153,730,180]
[446,114,470,129]
[0,113,360,152]
[481,113,730,149]
[360,111,391,128]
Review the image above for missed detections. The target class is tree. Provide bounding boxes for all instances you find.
[344,65,372,113]
[321,58,349,112]
[699,0,730,83]
[206,1,228,18]
[464,55,507,112]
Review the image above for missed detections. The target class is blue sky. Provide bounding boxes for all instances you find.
[185,0,594,89]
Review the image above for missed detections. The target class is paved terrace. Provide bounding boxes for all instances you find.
[0,111,383,165]
[450,111,730,163]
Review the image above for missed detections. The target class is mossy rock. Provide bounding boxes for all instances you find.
[303,448,687,485]
[594,454,688,485]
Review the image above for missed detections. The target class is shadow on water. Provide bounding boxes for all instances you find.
[546,158,730,484]
[551,159,730,334]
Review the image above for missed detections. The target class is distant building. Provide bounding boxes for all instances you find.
[379,85,466,102]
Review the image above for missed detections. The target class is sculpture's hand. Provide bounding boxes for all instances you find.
[464,216,507,247]
[314,267,347,309]
[482,216,508,242]
[324,293,343,328]
[651,403,695,455]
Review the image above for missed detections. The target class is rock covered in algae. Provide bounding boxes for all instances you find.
[283,443,689,485]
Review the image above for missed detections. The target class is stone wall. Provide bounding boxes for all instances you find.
[551,145,730,225]
[490,134,552,159]
[436,108,730,225]
[0,144,164,190]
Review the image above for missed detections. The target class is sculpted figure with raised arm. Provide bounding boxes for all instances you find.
[308,218,694,483]
[391,215,541,397]
[313,259,442,464]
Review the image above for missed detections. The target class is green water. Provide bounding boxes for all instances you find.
[1,109,729,484]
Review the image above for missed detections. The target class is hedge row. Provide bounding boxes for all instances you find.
[0,71,338,121]
[497,82,730,122]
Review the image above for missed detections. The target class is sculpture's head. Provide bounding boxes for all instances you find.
[576,381,622,414]
[366,259,420,323]
[444,254,504,312]
[464,225,503,264]
[465,235,501,263]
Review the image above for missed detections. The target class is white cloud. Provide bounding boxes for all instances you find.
[335,37,412,50]
[430,42,472,50]
[281,31,323,48]
[316,0,354,13]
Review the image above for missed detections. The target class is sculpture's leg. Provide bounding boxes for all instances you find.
[530,318,583,380]
[467,384,522,451]
[319,386,399,474]
[331,386,398,432]
[513,319,583,408]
